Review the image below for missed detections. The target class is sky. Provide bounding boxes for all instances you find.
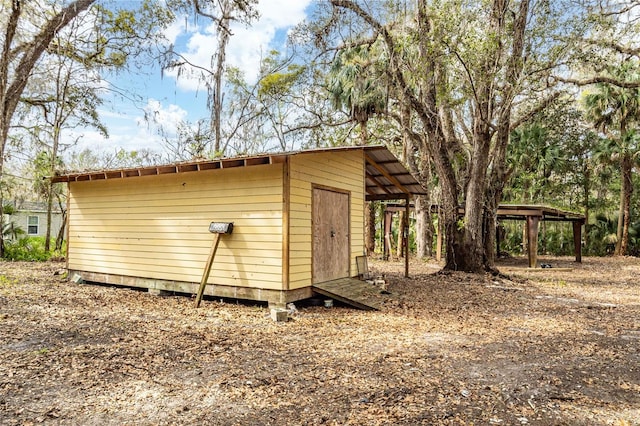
[73,0,314,155]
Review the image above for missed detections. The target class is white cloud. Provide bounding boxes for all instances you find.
[76,1,312,157]
[163,14,192,45]
[166,0,312,91]
[138,99,189,136]
[67,100,189,154]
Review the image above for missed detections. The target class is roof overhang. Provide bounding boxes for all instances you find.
[493,204,585,222]
[51,146,428,201]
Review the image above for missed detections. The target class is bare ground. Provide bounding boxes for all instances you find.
[0,256,639,425]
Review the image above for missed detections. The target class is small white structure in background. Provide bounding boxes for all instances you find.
[3,200,64,240]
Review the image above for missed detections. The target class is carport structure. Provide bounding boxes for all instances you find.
[496,204,586,268]
[384,203,586,268]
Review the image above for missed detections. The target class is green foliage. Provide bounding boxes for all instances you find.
[3,237,65,261]
[0,275,18,288]
[586,213,618,255]
[2,221,25,241]
[2,202,25,242]
[327,45,388,127]
[258,63,305,99]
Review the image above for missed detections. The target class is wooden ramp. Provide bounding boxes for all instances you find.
[313,278,383,311]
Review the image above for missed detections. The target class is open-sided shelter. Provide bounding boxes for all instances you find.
[52,146,426,307]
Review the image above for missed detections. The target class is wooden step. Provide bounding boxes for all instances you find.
[313,278,385,311]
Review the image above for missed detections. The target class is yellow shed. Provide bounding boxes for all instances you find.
[52,146,426,306]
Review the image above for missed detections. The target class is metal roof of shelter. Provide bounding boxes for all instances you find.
[51,145,427,201]
[495,204,585,222]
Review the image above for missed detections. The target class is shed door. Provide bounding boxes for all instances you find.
[312,187,350,283]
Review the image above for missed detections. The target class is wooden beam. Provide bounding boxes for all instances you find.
[282,158,291,290]
[70,270,314,304]
[526,216,540,268]
[404,196,410,278]
[195,233,221,308]
[365,154,410,196]
[573,221,583,263]
[496,224,501,259]
[367,174,394,195]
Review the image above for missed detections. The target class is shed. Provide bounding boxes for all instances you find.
[52,146,426,307]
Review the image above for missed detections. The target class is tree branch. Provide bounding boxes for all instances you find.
[509,91,561,132]
[553,75,640,89]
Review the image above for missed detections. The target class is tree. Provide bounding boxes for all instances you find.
[20,38,105,253]
[328,46,387,146]
[553,2,640,90]
[319,0,562,272]
[7,0,172,254]
[164,0,258,155]
[0,0,97,256]
[327,45,388,255]
[583,62,640,255]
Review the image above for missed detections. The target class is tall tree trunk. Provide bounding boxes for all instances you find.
[359,119,368,146]
[364,201,376,255]
[414,195,433,258]
[396,210,405,258]
[0,124,8,257]
[402,100,434,259]
[483,0,530,270]
[45,184,54,252]
[210,1,232,154]
[54,192,66,252]
[583,165,590,249]
[614,180,624,255]
[619,154,632,255]
[55,209,67,253]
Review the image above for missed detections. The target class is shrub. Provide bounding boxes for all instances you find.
[3,236,65,261]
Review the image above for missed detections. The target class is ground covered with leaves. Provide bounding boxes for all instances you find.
[1,256,639,425]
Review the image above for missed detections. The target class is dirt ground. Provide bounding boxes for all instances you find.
[1,256,639,426]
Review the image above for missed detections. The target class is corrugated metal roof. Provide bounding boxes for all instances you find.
[51,146,427,200]
[362,146,428,201]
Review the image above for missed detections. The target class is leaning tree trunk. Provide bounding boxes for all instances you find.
[44,183,54,252]
[55,209,67,252]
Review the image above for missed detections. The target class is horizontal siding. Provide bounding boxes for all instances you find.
[288,150,365,290]
[68,164,284,290]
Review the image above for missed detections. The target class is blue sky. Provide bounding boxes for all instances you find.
[72,0,314,155]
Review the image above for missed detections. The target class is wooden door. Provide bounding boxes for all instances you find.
[312,187,350,283]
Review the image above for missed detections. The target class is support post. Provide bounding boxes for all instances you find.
[195,222,233,307]
[526,216,540,268]
[573,220,583,263]
[405,196,410,278]
[496,222,502,259]
[195,233,221,308]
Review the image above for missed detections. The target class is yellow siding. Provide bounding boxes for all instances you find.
[288,150,365,289]
[67,164,284,289]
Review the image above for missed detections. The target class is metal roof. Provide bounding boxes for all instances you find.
[51,145,427,201]
[362,146,428,201]
[495,204,585,222]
